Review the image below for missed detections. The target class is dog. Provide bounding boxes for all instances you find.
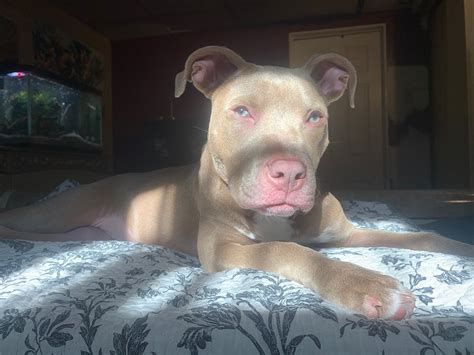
[1,46,472,320]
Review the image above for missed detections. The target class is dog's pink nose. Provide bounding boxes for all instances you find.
[266,159,306,191]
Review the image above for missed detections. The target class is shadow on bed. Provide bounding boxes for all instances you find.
[420,216,474,245]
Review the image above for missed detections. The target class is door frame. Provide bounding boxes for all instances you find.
[465,0,474,188]
[289,24,389,188]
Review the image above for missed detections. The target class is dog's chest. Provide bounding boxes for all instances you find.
[235,215,295,242]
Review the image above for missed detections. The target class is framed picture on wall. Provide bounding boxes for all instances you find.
[32,22,104,92]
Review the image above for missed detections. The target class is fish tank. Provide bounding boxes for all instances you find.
[0,69,102,151]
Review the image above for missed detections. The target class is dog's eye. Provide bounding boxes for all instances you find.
[307,111,324,124]
[234,106,251,118]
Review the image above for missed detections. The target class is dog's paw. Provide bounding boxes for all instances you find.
[360,286,415,320]
[325,261,415,320]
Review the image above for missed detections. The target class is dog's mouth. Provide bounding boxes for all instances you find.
[256,203,308,217]
[241,193,315,217]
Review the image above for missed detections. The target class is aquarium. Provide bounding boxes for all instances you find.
[0,70,102,151]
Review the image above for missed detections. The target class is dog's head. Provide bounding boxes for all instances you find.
[176,46,356,217]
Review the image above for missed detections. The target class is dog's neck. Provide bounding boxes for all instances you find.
[232,213,295,242]
[253,214,296,242]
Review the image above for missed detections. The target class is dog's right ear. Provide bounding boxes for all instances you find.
[175,46,248,98]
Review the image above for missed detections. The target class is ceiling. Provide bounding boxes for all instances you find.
[48,0,414,40]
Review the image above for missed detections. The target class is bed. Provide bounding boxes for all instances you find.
[0,184,472,354]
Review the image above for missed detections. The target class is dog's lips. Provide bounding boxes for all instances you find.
[257,203,303,217]
[241,196,314,217]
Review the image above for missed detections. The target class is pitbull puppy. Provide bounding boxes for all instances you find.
[1,46,472,320]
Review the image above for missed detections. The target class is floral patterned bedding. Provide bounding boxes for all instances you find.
[0,201,473,354]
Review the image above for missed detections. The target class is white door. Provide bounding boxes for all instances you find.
[289,25,387,189]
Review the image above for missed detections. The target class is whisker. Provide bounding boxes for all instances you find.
[192,126,208,134]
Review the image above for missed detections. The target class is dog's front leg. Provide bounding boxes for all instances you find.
[345,229,474,257]
[306,193,474,257]
[197,219,415,320]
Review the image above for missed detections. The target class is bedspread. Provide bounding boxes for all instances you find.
[0,201,473,354]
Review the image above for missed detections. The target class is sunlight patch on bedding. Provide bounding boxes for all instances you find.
[1,248,100,306]
[0,240,153,309]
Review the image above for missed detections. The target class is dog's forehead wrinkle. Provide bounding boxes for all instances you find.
[221,70,325,113]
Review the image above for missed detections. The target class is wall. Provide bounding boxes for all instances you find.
[431,0,470,188]
[112,26,288,172]
[113,10,429,175]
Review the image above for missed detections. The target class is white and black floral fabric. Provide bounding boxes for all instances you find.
[0,201,473,354]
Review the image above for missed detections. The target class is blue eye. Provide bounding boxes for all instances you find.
[307,111,323,123]
[234,106,250,118]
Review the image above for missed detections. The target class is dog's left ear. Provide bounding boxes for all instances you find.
[175,46,249,98]
[303,53,357,108]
